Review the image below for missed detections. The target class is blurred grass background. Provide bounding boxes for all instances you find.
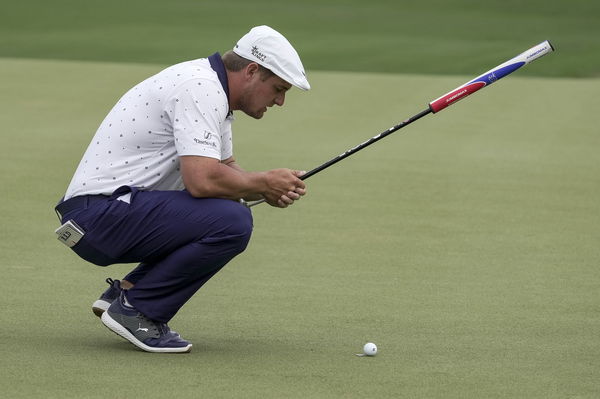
[1,0,599,77]
[1,1,599,398]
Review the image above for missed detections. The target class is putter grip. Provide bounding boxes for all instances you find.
[429,40,554,113]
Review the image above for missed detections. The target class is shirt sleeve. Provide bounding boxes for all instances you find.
[167,78,230,159]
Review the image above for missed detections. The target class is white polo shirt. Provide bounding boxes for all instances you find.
[64,55,233,200]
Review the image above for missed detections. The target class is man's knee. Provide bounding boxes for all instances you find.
[205,201,253,252]
[226,203,253,251]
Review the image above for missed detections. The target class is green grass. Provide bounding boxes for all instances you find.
[1,1,599,396]
[1,0,599,77]
[1,57,599,398]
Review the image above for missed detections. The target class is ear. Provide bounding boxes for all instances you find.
[243,62,260,81]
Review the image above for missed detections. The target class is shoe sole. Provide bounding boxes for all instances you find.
[101,312,192,353]
[92,300,111,318]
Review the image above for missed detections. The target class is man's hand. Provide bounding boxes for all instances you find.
[262,169,306,208]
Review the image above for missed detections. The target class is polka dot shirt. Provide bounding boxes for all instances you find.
[64,58,233,199]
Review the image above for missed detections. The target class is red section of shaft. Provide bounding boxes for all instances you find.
[429,82,486,113]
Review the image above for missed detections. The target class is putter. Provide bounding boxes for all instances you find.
[245,40,554,207]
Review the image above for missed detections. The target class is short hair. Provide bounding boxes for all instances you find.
[222,50,275,80]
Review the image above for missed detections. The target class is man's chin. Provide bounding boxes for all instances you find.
[244,108,266,119]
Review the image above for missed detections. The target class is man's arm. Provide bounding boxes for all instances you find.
[180,155,305,208]
[220,158,263,201]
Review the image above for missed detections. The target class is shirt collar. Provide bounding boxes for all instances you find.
[208,52,231,115]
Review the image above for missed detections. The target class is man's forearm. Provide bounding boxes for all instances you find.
[185,162,267,200]
[222,159,264,201]
[180,155,304,207]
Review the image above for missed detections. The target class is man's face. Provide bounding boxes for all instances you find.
[238,70,292,119]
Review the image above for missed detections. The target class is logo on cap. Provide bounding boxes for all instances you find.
[251,46,267,62]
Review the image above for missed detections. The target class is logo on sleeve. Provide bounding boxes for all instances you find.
[194,130,217,148]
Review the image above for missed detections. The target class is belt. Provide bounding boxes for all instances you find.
[55,194,109,220]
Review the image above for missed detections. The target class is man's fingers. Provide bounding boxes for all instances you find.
[280,194,294,204]
[264,169,308,207]
[286,191,301,200]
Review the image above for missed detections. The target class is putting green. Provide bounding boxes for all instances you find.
[1,57,599,398]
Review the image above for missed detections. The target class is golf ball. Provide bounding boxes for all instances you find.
[363,342,377,356]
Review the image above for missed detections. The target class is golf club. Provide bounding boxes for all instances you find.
[245,40,554,207]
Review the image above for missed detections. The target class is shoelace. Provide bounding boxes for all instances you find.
[156,322,171,336]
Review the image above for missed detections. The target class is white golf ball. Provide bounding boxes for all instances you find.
[363,342,378,356]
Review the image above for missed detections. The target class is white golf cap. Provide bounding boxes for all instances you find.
[233,25,310,91]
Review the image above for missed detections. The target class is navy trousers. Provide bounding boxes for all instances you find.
[59,187,253,322]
